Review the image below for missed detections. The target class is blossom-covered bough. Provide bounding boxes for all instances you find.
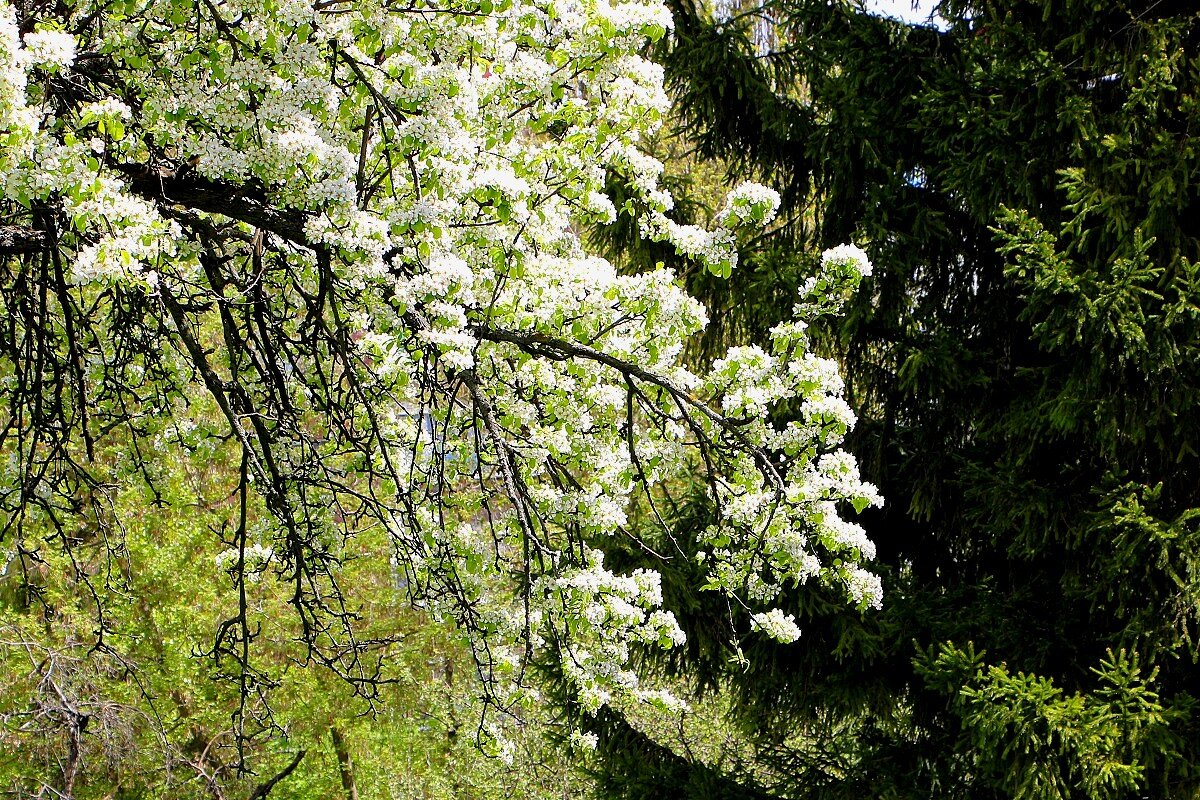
[0,0,879,760]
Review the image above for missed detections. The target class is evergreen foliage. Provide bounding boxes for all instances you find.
[586,1,1200,798]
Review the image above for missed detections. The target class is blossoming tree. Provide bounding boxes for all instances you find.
[0,0,878,761]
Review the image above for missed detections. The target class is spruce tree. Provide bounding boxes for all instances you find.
[584,2,1200,798]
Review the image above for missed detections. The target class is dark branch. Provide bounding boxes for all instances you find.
[115,164,311,247]
[473,325,685,395]
[246,749,306,800]
[0,225,47,254]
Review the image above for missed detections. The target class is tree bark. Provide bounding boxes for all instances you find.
[0,224,46,254]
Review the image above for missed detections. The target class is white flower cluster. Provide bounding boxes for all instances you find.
[821,243,873,277]
[80,98,132,123]
[845,566,884,611]
[538,550,686,715]
[790,242,877,318]
[21,29,75,69]
[750,609,802,643]
[695,282,883,621]
[717,181,781,228]
[1,9,47,197]
[569,730,600,751]
[214,544,275,578]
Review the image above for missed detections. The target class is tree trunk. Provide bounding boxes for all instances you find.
[330,727,359,800]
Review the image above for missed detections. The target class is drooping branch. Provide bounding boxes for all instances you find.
[472,324,787,490]
[0,0,890,791]
[473,325,688,395]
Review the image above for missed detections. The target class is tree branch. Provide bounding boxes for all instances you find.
[471,324,786,489]
[0,225,47,254]
[115,164,311,247]
[246,749,306,800]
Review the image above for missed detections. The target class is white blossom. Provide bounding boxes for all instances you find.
[821,243,873,277]
[845,566,884,610]
[22,29,75,69]
[751,609,802,643]
[718,181,781,227]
